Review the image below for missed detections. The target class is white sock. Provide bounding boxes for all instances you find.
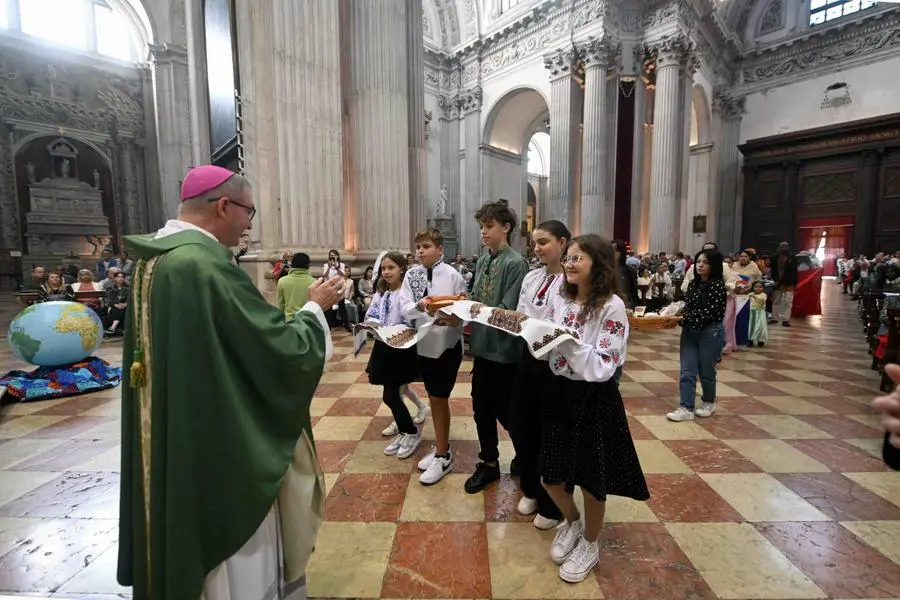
[401,385,425,410]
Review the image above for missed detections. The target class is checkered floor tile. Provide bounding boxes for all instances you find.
[1,283,899,599]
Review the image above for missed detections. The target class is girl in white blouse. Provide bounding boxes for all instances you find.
[364,253,422,460]
[511,220,570,531]
[541,234,649,584]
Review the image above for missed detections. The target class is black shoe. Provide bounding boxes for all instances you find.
[758,342,765,347]
[781,321,790,327]
[464,462,500,494]
[747,341,754,348]
[510,457,520,477]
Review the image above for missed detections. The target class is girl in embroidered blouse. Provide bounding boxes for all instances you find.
[541,234,649,584]
[364,252,422,460]
[667,249,728,422]
[511,220,571,532]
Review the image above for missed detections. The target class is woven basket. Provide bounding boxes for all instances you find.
[628,315,682,330]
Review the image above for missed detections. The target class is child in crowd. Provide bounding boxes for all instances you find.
[365,252,423,460]
[542,234,649,583]
[466,201,529,494]
[511,220,570,530]
[747,280,769,348]
[399,228,468,486]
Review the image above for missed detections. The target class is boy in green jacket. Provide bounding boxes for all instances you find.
[276,253,317,320]
[465,200,528,494]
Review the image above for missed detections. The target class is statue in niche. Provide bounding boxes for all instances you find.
[61,159,70,178]
[437,184,449,217]
[26,162,36,184]
[93,169,101,188]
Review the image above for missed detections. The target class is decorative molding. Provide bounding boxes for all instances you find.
[479,143,523,164]
[644,34,692,69]
[582,36,620,70]
[438,93,460,120]
[148,43,189,67]
[758,0,785,36]
[571,0,610,31]
[713,87,746,120]
[544,47,578,81]
[457,87,482,114]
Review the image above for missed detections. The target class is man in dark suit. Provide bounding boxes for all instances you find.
[769,241,799,327]
[874,364,900,470]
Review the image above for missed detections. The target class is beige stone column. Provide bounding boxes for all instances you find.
[580,38,617,237]
[714,89,745,252]
[346,0,410,256]
[545,48,581,226]
[407,0,427,244]
[459,88,482,256]
[234,0,343,251]
[647,36,688,254]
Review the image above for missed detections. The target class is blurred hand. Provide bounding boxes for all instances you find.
[874,363,900,449]
[435,313,461,327]
[309,276,343,311]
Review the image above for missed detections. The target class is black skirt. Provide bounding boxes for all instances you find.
[366,340,419,387]
[540,375,650,502]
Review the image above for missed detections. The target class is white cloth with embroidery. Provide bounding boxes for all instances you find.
[353,299,580,360]
[397,260,468,359]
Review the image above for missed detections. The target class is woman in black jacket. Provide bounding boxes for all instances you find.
[611,239,638,309]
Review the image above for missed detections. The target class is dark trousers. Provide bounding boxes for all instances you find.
[382,386,416,435]
[326,300,351,330]
[509,350,563,520]
[104,306,127,330]
[679,323,725,410]
[471,356,517,463]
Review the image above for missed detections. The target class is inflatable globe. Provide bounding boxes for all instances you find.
[7,301,104,367]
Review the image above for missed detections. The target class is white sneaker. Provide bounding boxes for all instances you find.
[666,407,695,422]
[382,421,399,437]
[551,519,584,565]
[694,401,716,418]
[383,434,403,456]
[417,447,437,471]
[414,405,431,425]
[396,430,422,459]
[517,496,538,516]
[419,452,452,485]
[534,514,561,530]
[559,537,600,583]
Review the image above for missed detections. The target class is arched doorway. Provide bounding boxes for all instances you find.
[683,84,714,253]
[481,87,550,253]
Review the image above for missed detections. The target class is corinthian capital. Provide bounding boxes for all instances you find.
[645,34,691,68]
[457,87,482,115]
[438,94,460,120]
[713,87,746,120]
[581,36,620,71]
[544,47,577,81]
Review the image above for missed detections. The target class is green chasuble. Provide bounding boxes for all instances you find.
[117,230,327,600]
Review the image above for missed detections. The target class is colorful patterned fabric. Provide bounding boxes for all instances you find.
[0,357,121,401]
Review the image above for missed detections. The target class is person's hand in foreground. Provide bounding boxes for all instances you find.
[874,363,900,449]
[309,276,343,312]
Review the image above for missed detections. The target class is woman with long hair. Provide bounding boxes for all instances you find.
[541,234,649,583]
[667,249,727,422]
[611,239,638,308]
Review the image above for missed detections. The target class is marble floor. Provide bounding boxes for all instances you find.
[1,284,899,599]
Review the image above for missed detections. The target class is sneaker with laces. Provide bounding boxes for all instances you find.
[383,434,403,456]
[533,514,561,530]
[694,401,716,418]
[413,405,431,425]
[517,496,538,516]
[419,452,452,485]
[382,421,399,437]
[559,537,599,583]
[551,519,584,565]
[666,407,695,422]
[417,447,437,471]
[396,429,422,459]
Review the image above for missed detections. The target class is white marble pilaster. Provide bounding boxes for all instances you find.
[459,88,482,257]
[407,0,427,244]
[714,89,745,252]
[347,0,410,255]
[545,48,581,227]
[149,43,195,223]
[647,36,688,254]
[580,38,617,237]
[684,142,714,253]
[630,79,648,251]
[438,94,461,240]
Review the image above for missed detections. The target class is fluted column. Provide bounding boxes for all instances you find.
[647,36,688,254]
[438,93,461,236]
[347,0,410,254]
[235,0,343,251]
[545,49,581,226]
[459,88,482,256]
[580,38,617,236]
[407,0,427,244]
[713,89,745,252]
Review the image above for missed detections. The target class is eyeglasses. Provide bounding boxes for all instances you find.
[210,197,256,220]
[561,255,587,265]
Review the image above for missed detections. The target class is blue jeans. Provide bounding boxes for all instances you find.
[679,323,725,410]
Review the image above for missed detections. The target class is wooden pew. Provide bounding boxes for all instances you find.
[12,290,106,307]
[881,307,900,392]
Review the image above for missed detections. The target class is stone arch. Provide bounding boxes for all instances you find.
[691,83,712,146]
[109,0,157,53]
[481,86,550,153]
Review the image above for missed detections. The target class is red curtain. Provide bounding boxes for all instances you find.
[798,225,851,277]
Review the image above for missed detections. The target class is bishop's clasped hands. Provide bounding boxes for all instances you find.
[309,275,344,310]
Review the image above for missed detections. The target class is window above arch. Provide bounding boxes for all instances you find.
[809,0,879,27]
[0,0,140,62]
[500,0,524,13]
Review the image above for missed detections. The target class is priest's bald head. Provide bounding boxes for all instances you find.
[179,165,254,247]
